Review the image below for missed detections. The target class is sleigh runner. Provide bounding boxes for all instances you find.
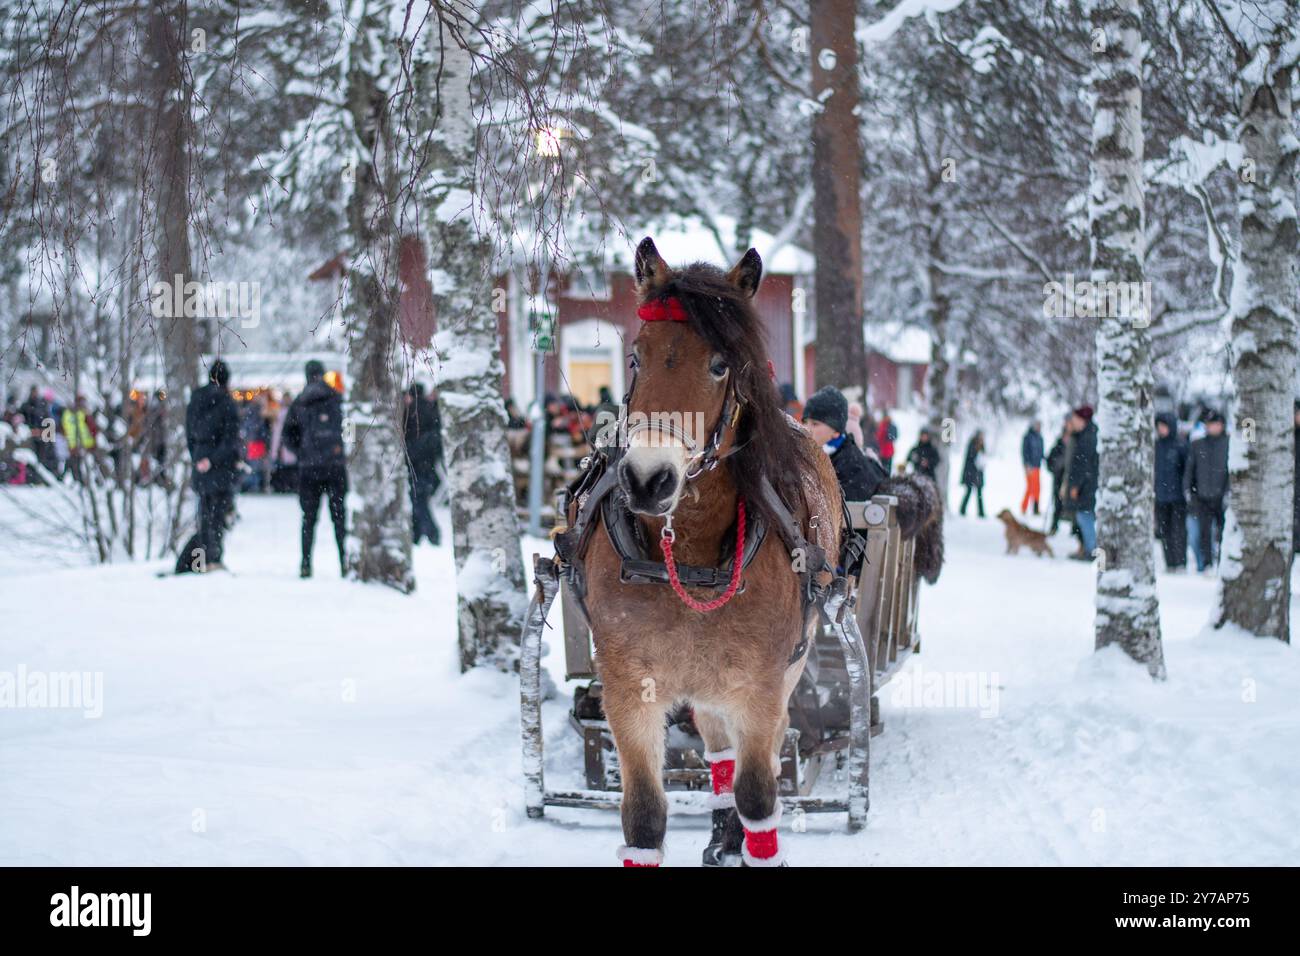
[519,490,925,832]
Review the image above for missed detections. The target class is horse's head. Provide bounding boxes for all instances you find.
[617,236,764,516]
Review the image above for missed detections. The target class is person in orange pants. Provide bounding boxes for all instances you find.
[1020,420,1044,515]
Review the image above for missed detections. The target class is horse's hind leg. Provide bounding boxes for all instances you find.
[695,708,742,866]
[603,683,668,867]
[733,697,790,867]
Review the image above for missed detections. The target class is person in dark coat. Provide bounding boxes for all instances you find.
[1020,420,1044,515]
[403,383,443,546]
[1067,405,1100,559]
[1153,412,1188,571]
[905,427,941,481]
[959,430,986,517]
[1184,409,1229,572]
[802,386,887,501]
[18,386,56,476]
[185,360,241,570]
[283,360,348,578]
[1046,413,1073,535]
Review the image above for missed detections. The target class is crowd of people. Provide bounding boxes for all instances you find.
[2,386,164,485]
[776,383,1297,575]
[1006,402,1297,572]
[9,367,1299,578]
[177,359,445,576]
[2,360,445,578]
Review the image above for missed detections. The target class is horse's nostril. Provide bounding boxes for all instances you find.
[645,467,675,501]
[620,461,677,509]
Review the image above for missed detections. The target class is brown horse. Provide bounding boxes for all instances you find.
[579,237,843,867]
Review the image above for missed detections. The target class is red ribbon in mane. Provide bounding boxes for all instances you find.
[637,297,688,322]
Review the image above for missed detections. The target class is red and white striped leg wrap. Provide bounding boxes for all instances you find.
[705,748,736,810]
[738,802,785,867]
[616,846,663,868]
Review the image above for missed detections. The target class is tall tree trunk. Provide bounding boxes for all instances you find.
[146,3,198,548]
[924,184,955,502]
[343,33,414,593]
[419,30,528,671]
[810,0,866,397]
[1216,52,1298,643]
[1089,0,1164,677]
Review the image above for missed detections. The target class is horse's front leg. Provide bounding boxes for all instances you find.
[734,694,791,867]
[603,677,668,867]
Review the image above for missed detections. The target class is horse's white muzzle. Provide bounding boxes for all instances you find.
[618,444,687,516]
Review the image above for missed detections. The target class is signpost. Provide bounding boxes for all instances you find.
[526,303,554,537]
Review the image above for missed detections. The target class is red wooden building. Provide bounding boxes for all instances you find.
[311,222,929,414]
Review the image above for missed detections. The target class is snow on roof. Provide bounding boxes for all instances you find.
[864,320,932,365]
[506,214,813,278]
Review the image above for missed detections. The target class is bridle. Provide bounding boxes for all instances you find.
[620,293,748,612]
[616,295,746,483]
[619,388,744,482]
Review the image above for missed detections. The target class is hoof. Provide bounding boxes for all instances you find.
[701,843,743,867]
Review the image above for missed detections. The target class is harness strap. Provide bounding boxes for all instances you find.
[603,487,769,588]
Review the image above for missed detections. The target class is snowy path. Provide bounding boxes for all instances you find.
[1,487,1297,866]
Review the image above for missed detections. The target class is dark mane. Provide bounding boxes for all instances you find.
[644,262,819,523]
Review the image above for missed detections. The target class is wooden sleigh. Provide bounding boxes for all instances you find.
[519,492,923,832]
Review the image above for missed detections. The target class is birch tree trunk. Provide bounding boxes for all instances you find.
[419,28,528,671]
[1215,45,1298,642]
[1089,0,1164,677]
[342,21,414,593]
[810,0,866,396]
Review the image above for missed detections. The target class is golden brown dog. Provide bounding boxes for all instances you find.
[997,509,1053,557]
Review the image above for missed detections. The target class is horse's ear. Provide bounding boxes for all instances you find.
[726,248,763,298]
[634,237,669,292]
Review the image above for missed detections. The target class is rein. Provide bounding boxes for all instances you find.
[661,498,746,613]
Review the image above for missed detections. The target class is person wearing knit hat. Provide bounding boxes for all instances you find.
[803,386,848,434]
[284,359,349,577]
[184,359,240,571]
[802,386,886,501]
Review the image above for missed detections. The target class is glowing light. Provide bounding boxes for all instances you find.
[534,126,566,157]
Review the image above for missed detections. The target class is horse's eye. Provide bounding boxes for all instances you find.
[709,359,728,379]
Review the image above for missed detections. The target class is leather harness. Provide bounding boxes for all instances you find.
[551,382,864,667]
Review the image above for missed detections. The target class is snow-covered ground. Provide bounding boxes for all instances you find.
[1,448,1297,866]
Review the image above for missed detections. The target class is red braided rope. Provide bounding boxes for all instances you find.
[661,498,746,613]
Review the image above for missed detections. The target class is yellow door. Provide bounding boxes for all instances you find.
[567,359,613,408]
